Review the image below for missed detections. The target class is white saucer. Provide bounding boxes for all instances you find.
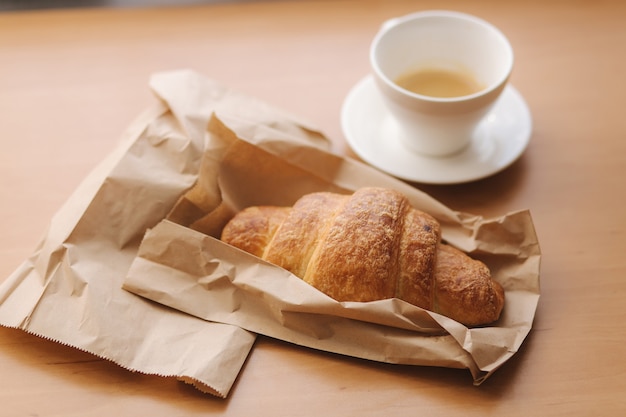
[341,76,532,184]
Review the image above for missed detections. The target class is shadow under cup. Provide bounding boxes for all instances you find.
[370,10,513,157]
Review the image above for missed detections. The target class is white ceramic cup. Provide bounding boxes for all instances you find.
[370,10,513,157]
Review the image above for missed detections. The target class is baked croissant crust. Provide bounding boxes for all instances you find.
[221,187,504,326]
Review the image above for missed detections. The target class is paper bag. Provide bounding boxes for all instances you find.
[123,106,541,385]
[0,69,332,397]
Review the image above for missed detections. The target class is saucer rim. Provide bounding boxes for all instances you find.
[340,75,532,185]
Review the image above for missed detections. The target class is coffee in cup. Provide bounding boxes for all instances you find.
[370,10,513,157]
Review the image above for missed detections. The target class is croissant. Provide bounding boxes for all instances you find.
[221,187,504,326]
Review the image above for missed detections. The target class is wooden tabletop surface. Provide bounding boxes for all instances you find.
[1,0,625,415]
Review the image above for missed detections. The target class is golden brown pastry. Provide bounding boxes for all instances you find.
[221,187,504,326]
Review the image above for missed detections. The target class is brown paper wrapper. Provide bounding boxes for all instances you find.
[0,69,333,397]
[123,93,541,385]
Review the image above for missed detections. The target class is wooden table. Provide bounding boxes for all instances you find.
[1,0,625,415]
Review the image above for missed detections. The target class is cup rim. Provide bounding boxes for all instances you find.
[370,10,514,104]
